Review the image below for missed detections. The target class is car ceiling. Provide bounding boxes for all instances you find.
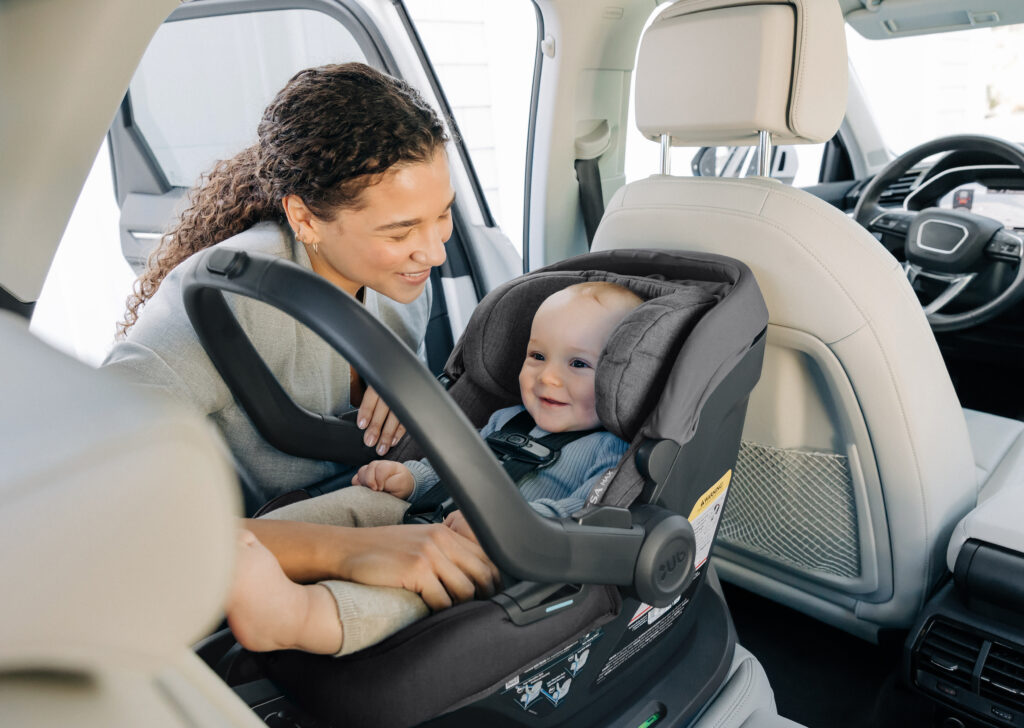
[841,0,1024,39]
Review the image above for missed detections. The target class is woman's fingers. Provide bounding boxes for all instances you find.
[429,552,479,605]
[416,529,493,605]
[378,411,403,452]
[356,387,379,433]
[358,386,400,455]
[355,386,406,454]
[443,510,480,545]
[338,524,499,609]
[446,531,500,597]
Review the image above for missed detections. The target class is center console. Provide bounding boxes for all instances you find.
[906,480,1024,727]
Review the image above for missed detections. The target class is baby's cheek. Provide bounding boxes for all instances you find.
[518,367,532,395]
[577,386,599,426]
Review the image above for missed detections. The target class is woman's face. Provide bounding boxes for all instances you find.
[308,150,454,303]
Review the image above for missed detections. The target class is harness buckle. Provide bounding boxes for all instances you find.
[486,431,559,466]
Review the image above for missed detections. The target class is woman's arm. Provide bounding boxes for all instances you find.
[242,518,499,610]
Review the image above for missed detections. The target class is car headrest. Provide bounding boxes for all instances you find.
[0,313,240,668]
[448,255,729,442]
[635,0,847,147]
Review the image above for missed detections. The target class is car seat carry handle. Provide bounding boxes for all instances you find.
[183,248,647,586]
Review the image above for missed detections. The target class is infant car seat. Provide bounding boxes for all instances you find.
[182,247,768,727]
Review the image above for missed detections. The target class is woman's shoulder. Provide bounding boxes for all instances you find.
[127,222,294,341]
[216,221,294,261]
[154,221,292,294]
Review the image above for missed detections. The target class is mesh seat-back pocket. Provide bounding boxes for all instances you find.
[719,441,860,579]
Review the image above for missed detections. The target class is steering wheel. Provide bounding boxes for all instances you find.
[853,134,1024,332]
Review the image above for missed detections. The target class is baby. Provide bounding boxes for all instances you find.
[352,280,643,539]
[226,281,642,656]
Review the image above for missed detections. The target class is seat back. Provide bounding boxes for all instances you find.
[0,313,254,726]
[593,0,978,639]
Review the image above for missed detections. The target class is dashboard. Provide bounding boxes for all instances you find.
[903,162,1024,232]
[937,183,1024,230]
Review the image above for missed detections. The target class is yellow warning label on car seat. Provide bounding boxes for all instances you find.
[688,470,732,568]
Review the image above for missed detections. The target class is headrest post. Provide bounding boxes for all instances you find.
[756,130,773,177]
[659,134,672,175]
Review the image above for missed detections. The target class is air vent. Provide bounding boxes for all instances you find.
[915,619,984,688]
[981,642,1024,712]
[878,171,922,207]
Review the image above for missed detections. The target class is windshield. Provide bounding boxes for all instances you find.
[846,23,1024,156]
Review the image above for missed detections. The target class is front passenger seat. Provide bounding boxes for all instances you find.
[593,0,1005,640]
[0,312,259,728]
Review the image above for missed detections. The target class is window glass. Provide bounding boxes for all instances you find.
[405,0,538,255]
[847,23,1024,156]
[31,139,131,365]
[130,10,367,187]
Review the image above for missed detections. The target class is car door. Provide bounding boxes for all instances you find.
[103,0,523,373]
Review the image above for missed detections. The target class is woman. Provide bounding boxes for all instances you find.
[104,63,497,612]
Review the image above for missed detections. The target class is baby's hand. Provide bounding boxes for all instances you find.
[352,460,415,500]
[443,510,479,546]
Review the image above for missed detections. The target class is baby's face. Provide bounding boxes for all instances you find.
[518,292,624,432]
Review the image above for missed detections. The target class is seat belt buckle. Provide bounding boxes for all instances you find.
[403,497,458,525]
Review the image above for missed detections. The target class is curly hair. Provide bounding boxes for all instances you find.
[118,63,449,335]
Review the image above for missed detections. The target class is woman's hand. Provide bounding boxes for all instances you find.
[336,524,499,610]
[351,460,415,500]
[243,519,500,611]
[357,385,405,456]
[443,510,479,545]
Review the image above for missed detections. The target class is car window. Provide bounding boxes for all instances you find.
[30,139,131,366]
[30,7,375,365]
[129,9,367,188]
[405,0,537,256]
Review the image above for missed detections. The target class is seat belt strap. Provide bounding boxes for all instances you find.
[574,157,605,248]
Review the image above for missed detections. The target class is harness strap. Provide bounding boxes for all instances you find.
[404,410,600,524]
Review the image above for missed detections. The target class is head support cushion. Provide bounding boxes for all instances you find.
[635,0,847,146]
[453,267,721,441]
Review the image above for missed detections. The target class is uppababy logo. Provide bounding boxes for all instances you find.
[587,468,617,504]
[658,549,689,582]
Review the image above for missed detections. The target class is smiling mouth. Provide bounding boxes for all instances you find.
[398,270,430,282]
[539,397,567,407]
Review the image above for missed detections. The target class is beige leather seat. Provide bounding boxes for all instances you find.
[0,312,259,727]
[593,0,1022,640]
